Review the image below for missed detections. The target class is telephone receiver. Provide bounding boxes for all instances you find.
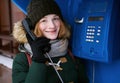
[22,18,37,41]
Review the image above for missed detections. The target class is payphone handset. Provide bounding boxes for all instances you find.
[22,18,37,41]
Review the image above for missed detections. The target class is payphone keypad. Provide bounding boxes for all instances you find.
[86,25,101,43]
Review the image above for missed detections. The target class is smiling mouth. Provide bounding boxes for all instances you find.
[46,30,57,33]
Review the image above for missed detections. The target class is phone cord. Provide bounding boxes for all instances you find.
[45,53,64,83]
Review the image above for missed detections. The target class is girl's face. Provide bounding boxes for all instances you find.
[38,14,61,40]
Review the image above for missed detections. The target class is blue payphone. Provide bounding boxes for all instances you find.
[71,0,120,62]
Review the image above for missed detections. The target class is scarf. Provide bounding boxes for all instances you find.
[21,39,68,58]
[48,39,68,57]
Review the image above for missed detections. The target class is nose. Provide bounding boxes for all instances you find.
[48,20,55,28]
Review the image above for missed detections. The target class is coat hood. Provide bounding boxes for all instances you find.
[12,21,28,43]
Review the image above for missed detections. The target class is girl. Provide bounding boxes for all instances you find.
[12,0,89,83]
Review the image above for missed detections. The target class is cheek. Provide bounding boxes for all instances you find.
[56,22,61,30]
[56,21,61,26]
[38,24,45,32]
[57,27,60,33]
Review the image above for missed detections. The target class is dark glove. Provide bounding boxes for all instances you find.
[26,34,51,63]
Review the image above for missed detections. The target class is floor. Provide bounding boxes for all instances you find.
[0,55,13,83]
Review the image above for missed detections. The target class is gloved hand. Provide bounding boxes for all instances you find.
[26,34,51,63]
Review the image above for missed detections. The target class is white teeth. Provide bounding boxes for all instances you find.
[46,30,56,32]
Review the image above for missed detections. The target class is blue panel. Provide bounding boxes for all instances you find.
[71,0,120,62]
[86,60,120,83]
[12,0,31,14]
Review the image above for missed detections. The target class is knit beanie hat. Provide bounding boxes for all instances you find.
[27,0,63,30]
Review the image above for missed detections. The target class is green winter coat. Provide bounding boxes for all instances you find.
[12,52,89,83]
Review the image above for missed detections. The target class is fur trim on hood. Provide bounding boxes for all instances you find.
[12,21,27,43]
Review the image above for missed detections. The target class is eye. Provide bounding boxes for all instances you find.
[40,19,47,23]
[53,17,60,21]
